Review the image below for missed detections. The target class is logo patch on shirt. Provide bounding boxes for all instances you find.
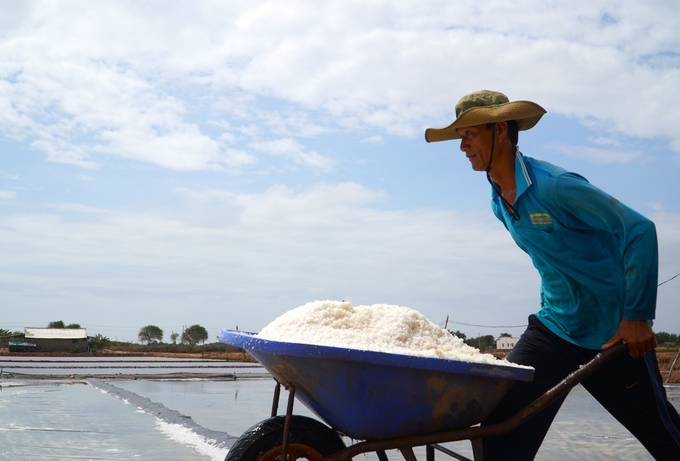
[530,212,553,225]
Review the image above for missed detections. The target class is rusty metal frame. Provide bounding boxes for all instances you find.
[265,343,627,461]
[279,383,296,461]
[271,382,282,417]
[430,443,472,461]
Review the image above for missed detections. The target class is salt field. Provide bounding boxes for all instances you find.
[1,357,679,461]
[0,357,268,461]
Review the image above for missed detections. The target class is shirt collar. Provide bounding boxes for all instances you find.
[515,147,532,199]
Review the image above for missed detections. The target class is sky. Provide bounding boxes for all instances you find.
[1,1,680,345]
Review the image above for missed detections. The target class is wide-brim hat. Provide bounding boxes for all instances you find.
[425,90,547,142]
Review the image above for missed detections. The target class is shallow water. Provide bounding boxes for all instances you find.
[113,377,296,436]
[0,356,265,376]
[113,378,680,461]
[0,380,219,460]
[536,384,680,460]
[1,366,679,461]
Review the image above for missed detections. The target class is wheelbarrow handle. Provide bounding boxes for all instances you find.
[487,341,630,436]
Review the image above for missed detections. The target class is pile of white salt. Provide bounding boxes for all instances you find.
[258,300,521,367]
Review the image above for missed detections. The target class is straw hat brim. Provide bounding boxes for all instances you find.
[424,101,546,142]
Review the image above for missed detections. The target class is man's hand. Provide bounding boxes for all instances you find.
[603,318,657,358]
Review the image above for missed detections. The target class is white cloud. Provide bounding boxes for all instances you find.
[46,203,113,214]
[552,143,644,165]
[588,137,620,147]
[0,183,537,336]
[232,182,387,224]
[1,0,679,174]
[0,190,17,199]
[3,183,680,338]
[360,135,383,144]
[649,202,665,212]
[0,171,20,180]
[249,138,336,171]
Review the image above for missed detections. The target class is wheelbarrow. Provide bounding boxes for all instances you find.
[220,329,628,461]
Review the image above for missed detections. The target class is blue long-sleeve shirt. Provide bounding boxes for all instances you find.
[492,152,658,350]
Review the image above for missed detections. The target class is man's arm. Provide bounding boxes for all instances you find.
[555,174,658,321]
[552,174,659,357]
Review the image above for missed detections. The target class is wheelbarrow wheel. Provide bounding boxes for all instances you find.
[225,415,345,461]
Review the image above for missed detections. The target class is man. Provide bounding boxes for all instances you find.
[425,90,680,460]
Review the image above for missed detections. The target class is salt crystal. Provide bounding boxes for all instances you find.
[258,300,523,367]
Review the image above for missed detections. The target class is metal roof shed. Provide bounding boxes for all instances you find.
[24,328,89,352]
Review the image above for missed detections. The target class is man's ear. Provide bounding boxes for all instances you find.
[496,121,509,141]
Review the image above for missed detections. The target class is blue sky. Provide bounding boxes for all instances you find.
[1,1,680,344]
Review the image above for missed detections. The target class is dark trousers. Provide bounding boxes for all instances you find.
[481,315,680,461]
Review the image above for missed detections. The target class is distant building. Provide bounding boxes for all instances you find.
[24,328,89,352]
[496,336,520,350]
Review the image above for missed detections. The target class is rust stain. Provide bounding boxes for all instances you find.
[427,375,459,422]
[427,376,447,394]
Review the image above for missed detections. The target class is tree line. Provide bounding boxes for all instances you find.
[2,320,211,350]
[137,324,209,346]
[656,332,680,346]
[41,320,211,347]
[449,330,498,350]
[5,321,680,350]
[47,320,81,328]
[450,330,680,349]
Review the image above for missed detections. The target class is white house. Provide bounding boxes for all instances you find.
[24,328,89,352]
[496,336,520,350]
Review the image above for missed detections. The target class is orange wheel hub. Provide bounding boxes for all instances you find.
[258,443,325,461]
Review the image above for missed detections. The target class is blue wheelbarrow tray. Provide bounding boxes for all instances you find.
[220,330,534,441]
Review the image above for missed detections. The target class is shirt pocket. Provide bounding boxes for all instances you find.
[523,226,575,262]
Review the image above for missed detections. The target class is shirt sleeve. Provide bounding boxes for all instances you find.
[552,173,658,320]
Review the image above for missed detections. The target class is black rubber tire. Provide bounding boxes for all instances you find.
[225,415,346,461]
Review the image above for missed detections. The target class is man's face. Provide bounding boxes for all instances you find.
[456,124,493,172]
